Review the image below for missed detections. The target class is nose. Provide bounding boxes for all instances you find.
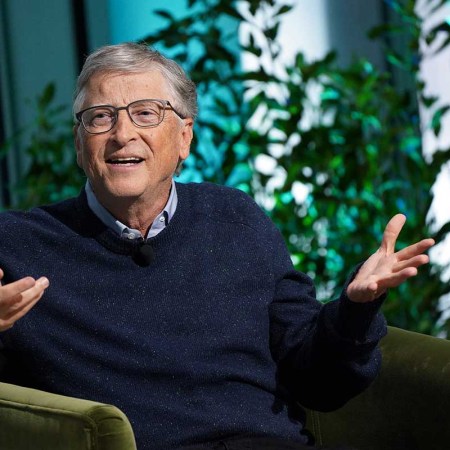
[109,109,137,146]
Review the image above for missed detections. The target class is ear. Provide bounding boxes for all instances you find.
[73,124,83,168]
[179,118,194,161]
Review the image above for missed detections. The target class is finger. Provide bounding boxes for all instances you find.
[375,267,419,291]
[0,278,49,331]
[0,277,38,302]
[3,287,46,321]
[395,238,435,261]
[1,277,49,312]
[393,254,429,273]
[5,277,49,308]
[380,214,406,254]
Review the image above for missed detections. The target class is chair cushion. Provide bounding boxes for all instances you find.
[0,382,136,450]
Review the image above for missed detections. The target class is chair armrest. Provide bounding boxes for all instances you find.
[0,381,137,450]
[306,326,450,450]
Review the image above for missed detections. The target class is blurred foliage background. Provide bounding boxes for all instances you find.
[2,0,450,336]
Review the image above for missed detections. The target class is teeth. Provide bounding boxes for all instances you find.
[108,157,143,164]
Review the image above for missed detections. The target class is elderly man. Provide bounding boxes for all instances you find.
[0,43,434,450]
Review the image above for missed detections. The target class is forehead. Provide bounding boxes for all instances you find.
[82,70,171,107]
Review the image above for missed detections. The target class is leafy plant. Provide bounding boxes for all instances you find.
[1,83,84,209]
[140,0,450,335]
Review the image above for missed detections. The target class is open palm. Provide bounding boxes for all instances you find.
[347,214,435,303]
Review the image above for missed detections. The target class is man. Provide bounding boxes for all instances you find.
[0,43,434,450]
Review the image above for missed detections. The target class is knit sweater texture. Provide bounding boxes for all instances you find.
[0,182,386,449]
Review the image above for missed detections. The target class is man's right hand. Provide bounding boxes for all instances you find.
[0,269,49,332]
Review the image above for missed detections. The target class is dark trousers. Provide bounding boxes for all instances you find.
[181,436,357,450]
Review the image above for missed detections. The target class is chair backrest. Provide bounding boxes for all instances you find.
[0,381,137,450]
[306,326,450,450]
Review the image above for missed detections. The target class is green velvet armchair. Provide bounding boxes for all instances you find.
[0,383,136,450]
[1,326,449,450]
[306,326,450,450]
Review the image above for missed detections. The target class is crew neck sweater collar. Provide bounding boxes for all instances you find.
[65,182,190,257]
[85,180,178,240]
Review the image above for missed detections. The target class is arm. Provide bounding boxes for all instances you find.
[270,214,434,411]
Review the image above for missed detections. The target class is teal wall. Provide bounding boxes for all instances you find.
[108,0,187,44]
[0,0,79,201]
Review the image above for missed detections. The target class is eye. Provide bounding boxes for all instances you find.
[138,108,157,117]
[85,108,115,126]
[131,103,161,124]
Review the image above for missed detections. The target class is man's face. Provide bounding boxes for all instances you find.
[74,71,193,206]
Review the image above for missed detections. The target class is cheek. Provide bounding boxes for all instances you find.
[76,139,100,172]
[141,124,185,163]
[144,132,172,154]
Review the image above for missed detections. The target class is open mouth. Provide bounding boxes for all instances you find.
[106,157,144,165]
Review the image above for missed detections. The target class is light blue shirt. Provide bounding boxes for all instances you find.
[85,180,178,240]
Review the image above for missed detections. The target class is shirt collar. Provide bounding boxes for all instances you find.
[85,180,178,240]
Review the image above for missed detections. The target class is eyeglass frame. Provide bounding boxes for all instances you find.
[75,98,187,134]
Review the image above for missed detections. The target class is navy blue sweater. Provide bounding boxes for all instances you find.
[0,182,386,449]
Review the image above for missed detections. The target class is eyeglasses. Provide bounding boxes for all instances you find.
[75,99,186,134]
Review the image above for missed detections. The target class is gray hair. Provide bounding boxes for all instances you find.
[73,43,198,120]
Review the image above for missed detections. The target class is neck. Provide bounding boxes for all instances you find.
[96,181,172,236]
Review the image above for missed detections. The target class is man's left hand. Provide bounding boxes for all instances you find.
[347,214,435,303]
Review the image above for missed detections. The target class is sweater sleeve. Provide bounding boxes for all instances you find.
[267,220,387,412]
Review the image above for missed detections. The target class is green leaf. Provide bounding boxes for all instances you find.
[153,9,174,21]
[264,23,280,41]
[275,4,293,17]
[431,105,450,136]
[38,83,56,109]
